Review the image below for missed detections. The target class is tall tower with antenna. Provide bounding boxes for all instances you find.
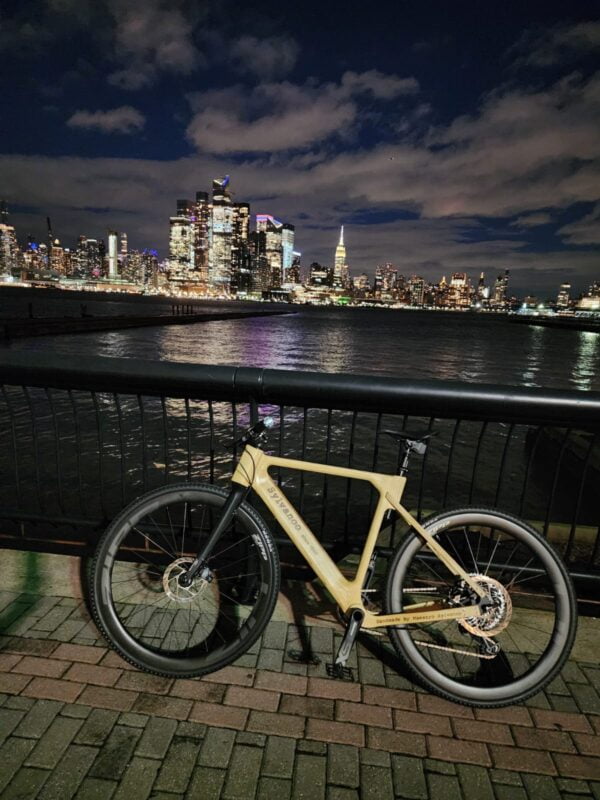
[333,226,348,288]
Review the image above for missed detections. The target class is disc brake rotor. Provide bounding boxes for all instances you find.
[162,557,214,603]
[459,574,512,637]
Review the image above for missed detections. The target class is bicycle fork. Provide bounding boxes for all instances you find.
[178,485,249,588]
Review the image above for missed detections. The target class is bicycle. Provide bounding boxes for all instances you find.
[90,417,577,708]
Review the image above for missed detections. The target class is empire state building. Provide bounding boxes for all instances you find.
[333,226,348,288]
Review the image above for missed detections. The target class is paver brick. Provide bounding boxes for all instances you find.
[170,678,225,703]
[254,670,307,696]
[0,653,22,671]
[554,754,600,781]
[258,776,292,800]
[52,643,107,664]
[187,767,226,800]
[452,717,513,745]
[136,716,178,759]
[262,735,296,779]
[89,724,143,780]
[456,764,495,800]
[222,744,263,800]
[520,774,562,800]
[132,693,191,720]
[225,684,280,712]
[15,700,62,739]
[116,671,172,694]
[64,662,122,687]
[189,700,248,729]
[77,685,137,712]
[202,665,254,687]
[75,709,119,746]
[337,699,392,728]
[293,753,327,800]
[280,693,334,719]
[307,677,361,702]
[24,676,83,703]
[0,672,31,695]
[0,708,25,746]
[1,636,57,657]
[427,772,462,800]
[393,708,452,737]
[490,744,557,775]
[530,709,594,733]
[391,754,428,800]
[368,727,426,757]
[306,718,364,748]
[25,715,84,769]
[0,736,36,794]
[418,694,475,719]
[327,743,359,788]
[197,727,236,769]
[73,776,117,799]
[176,720,206,740]
[362,685,417,711]
[360,748,390,767]
[574,732,600,758]
[428,736,491,767]
[513,725,577,753]
[248,709,305,738]
[112,756,160,800]
[12,655,70,678]
[3,766,49,799]
[475,706,533,726]
[360,764,394,800]
[153,737,199,794]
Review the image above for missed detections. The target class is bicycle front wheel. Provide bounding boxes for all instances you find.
[90,483,280,677]
[385,508,577,707]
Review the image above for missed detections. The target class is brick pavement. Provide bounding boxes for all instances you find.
[1,589,600,799]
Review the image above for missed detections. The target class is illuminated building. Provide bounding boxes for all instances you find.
[249,230,271,293]
[408,276,425,306]
[556,283,571,308]
[333,226,348,288]
[83,238,102,279]
[309,262,333,287]
[577,281,600,311]
[210,177,235,290]
[492,270,510,307]
[23,239,45,273]
[477,271,488,300]
[281,224,295,283]
[287,252,302,285]
[256,214,286,289]
[168,200,194,283]
[49,238,66,275]
[193,191,211,284]
[107,231,119,279]
[448,272,471,307]
[232,202,251,294]
[0,222,20,275]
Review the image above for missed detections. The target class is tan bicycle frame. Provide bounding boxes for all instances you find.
[232,445,486,630]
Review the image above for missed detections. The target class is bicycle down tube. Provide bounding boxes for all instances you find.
[231,445,487,629]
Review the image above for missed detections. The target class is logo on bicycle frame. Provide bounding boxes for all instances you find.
[265,486,302,531]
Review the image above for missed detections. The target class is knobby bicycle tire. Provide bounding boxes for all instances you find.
[90,483,280,678]
[384,507,577,708]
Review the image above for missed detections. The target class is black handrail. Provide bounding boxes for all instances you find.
[1,350,600,428]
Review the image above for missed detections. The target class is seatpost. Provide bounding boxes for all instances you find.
[399,444,412,476]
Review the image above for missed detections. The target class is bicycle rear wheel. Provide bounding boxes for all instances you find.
[385,508,577,707]
[90,483,280,677]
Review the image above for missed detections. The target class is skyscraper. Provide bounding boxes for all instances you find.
[107,231,118,279]
[168,200,194,283]
[210,177,235,290]
[256,214,285,288]
[333,226,348,288]
[193,191,211,284]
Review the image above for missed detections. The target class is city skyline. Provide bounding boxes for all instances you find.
[0,1,598,295]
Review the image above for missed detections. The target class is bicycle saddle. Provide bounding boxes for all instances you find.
[382,429,438,445]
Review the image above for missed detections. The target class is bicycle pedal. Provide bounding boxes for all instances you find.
[326,662,354,681]
[287,649,321,666]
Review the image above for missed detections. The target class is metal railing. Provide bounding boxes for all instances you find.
[1,350,599,583]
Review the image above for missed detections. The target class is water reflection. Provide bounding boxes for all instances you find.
[521,326,546,388]
[571,331,600,391]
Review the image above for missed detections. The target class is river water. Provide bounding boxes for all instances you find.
[1,290,599,392]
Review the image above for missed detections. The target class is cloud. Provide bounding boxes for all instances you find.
[558,203,600,244]
[67,106,146,134]
[515,21,600,67]
[107,0,202,89]
[186,70,419,154]
[512,212,554,228]
[230,35,299,79]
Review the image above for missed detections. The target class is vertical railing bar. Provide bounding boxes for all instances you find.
[494,423,515,508]
[518,426,543,518]
[231,402,238,473]
[299,407,308,516]
[23,386,44,512]
[542,427,572,539]
[45,388,65,513]
[277,404,285,487]
[113,393,126,508]
[185,398,192,482]
[161,396,170,484]
[565,432,597,563]
[2,385,22,508]
[68,390,85,514]
[343,411,358,546]
[442,419,461,509]
[92,391,108,519]
[416,416,436,522]
[137,394,147,495]
[208,400,215,484]
[468,421,488,505]
[319,408,333,538]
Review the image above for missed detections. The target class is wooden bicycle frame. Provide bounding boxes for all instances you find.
[232,445,487,630]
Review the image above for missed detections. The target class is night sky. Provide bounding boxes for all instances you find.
[1,0,599,295]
